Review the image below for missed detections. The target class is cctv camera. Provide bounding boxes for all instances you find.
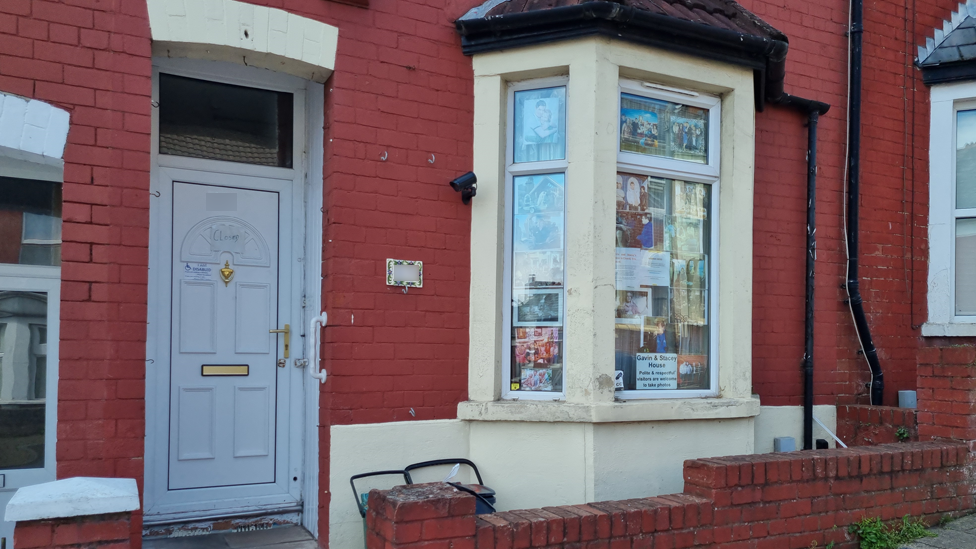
[450,172,477,205]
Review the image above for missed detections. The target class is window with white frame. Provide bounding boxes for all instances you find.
[613,80,720,397]
[504,78,568,398]
[926,86,976,335]
[954,107,976,316]
[502,77,721,400]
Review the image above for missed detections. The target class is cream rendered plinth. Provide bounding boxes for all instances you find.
[753,405,838,451]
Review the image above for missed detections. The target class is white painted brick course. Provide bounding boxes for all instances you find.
[0,93,68,160]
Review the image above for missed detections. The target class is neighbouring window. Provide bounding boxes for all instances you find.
[614,81,719,397]
[158,74,294,168]
[505,81,568,397]
[956,109,976,315]
[0,177,62,267]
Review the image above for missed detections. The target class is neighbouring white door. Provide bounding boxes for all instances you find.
[169,181,281,490]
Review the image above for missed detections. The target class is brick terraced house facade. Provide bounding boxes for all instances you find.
[0,0,974,546]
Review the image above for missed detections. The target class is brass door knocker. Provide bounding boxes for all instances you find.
[220,260,234,286]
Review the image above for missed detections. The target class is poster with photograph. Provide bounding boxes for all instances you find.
[615,290,650,319]
[515,173,565,215]
[672,288,707,326]
[513,251,564,288]
[619,93,709,164]
[670,117,707,163]
[512,326,562,367]
[520,368,553,391]
[674,181,707,220]
[677,354,709,389]
[514,213,563,252]
[671,255,707,290]
[620,93,667,157]
[514,87,566,163]
[616,172,668,214]
[673,217,703,254]
[636,352,678,389]
[513,289,562,326]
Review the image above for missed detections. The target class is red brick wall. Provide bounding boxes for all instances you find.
[0,0,154,544]
[366,442,972,549]
[741,0,960,407]
[836,405,918,446]
[917,342,976,448]
[15,512,132,549]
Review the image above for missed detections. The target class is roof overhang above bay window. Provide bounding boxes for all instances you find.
[455,0,789,111]
[917,1,976,85]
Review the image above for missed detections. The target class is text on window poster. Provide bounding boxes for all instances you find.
[636,352,678,389]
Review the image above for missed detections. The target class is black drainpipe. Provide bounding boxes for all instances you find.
[846,0,885,406]
[770,93,830,450]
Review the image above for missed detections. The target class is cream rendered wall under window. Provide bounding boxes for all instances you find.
[462,36,758,423]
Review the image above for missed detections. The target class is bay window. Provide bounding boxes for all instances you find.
[464,37,757,421]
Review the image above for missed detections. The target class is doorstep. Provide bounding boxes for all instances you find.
[143,526,316,549]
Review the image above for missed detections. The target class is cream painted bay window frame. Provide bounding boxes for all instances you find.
[614,79,721,399]
[463,37,758,423]
[925,82,976,337]
[503,76,570,401]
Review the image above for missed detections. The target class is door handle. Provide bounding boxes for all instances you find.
[308,313,327,384]
[270,324,290,358]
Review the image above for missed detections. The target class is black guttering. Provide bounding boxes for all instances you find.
[455,2,789,111]
[919,61,976,85]
[846,0,884,406]
[769,93,829,451]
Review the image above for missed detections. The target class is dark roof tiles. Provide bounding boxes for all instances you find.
[477,0,782,41]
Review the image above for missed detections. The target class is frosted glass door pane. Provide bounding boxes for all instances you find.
[957,110,976,209]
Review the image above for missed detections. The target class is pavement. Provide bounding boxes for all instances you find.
[143,526,318,549]
[902,513,976,549]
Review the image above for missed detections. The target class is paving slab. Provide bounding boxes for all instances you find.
[145,526,315,549]
[901,516,976,549]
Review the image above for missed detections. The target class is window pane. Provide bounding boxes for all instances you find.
[956,218,976,315]
[0,291,48,470]
[957,109,976,209]
[620,93,708,164]
[511,173,565,392]
[159,74,294,168]
[513,87,566,163]
[0,177,61,267]
[614,173,711,391]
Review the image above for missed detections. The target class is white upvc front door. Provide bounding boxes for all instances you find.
[145,162,308,521]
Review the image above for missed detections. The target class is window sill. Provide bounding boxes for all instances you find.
[921,322,976,337]
[457,396,760,423]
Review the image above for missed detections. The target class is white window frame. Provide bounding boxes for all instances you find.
[614,79,721,399]
[502,76,570,401]
[925,82,976,336]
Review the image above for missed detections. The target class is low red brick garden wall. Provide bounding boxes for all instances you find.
[918,343,976,449]
[837,404,917,446]
[15,512,131,549]
[366,442,972,549]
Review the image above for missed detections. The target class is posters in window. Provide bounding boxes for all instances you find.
[616,173,668,213]
[635,352,678,389]
[674,181,707,220]
[513,251,563,288]
[619,93,708,164]
[673,217,703,254]
[671,254,707,291]
[514,87,566,163]
[677,354,709,389]
[514,213,563,252]
[515,173,564,215]
[616,248,670,289]
[513,289,562,326]
[512,327,562,367]
[673,288,707,325]
[519,368,553,391]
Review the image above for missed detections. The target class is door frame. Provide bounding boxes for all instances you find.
[144,58,324,529]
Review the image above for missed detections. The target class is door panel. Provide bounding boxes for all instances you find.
[168,182,279,490]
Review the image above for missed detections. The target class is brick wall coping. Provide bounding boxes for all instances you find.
[4,477,139,522]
